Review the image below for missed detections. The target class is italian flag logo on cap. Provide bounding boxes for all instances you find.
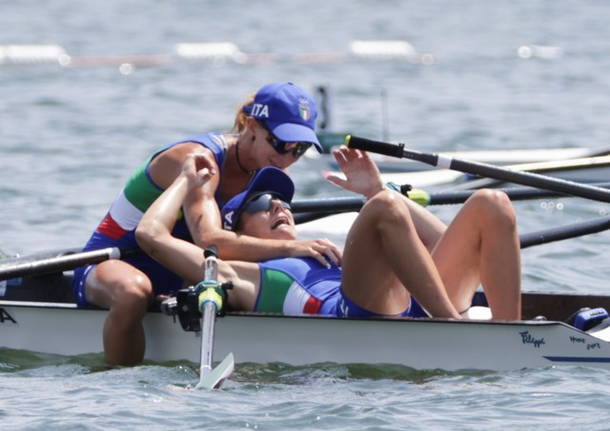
[298,98,311,121]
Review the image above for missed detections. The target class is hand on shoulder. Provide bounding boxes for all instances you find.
[286,238,343,268]
[149,141,218,189]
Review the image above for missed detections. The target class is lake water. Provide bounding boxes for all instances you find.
[3,0,610,429]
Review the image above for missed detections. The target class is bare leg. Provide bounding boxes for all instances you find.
[85,260,153,365]
[432,189,521,320]
[342,190,461,318]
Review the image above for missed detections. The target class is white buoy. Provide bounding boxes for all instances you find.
[517,44,563,60]
[174,42,247,63]
[349,40,433,64]
[0,44,69,65]
[349,40,417,58]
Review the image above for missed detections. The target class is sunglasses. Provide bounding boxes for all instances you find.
[258,121,312,158]
[242,193,291,215]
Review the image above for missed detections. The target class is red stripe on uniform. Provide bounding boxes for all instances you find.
[96,213,128,240]
[303,296,322,314]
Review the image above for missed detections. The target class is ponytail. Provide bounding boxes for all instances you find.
[230,94,255,133]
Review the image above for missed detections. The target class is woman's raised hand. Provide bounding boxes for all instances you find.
[324,147,385,199]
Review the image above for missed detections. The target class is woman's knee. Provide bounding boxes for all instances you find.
[87,262,153,309]
[365,189,413,229]
[468,189,516,228]
[118,274,153,305]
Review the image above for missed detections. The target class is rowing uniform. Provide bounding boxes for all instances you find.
[72,133,229,307]
[255,257,428,318]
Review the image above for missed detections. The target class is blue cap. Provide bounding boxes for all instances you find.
[243,82,322,153]
[221,166,295,231]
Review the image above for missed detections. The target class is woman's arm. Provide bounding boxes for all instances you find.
[148,141,341,266]
[177,151,342,266]
[136,153,261,311]
[147,141,222,248]
[136,152,216,283]
[188,190,342,266]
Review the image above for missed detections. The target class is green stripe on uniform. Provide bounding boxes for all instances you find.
[123,159,163,213]
[256,269,294,313]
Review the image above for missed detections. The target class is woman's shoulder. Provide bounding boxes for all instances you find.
[168,133,225,152]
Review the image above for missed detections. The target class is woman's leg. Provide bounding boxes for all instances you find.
[85,260,153,365]
[341,189,460,318]
[432,189,521,320]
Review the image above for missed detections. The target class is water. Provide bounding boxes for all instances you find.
[2,0,610,429]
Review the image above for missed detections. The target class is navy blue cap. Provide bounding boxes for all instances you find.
[243,82,322,153]
[221,167,295,231]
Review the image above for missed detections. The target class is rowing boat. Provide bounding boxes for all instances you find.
[3,270,610,371]
[3,141,610,374]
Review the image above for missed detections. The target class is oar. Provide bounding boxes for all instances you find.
[346,135,610,203]
[457,155,610,190]
[0,247,140,281]
[292,182,610,225]
[520,215,610,248]
[407,182,610,206]
[194,246,234,390]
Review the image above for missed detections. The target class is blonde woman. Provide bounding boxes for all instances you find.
[74,82,341,365]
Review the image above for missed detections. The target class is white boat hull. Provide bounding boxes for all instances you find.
[3,299,610,371]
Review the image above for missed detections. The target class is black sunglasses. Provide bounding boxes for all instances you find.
[242,193,291,215]
[258,121,312,158]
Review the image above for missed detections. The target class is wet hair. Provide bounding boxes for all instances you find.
[230,93,255,133]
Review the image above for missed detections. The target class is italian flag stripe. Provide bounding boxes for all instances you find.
[257,269,323,315]
[96,213,128,240]
[303,295,323,314]
[284,282,320,315]
[258,269,293,313]
[123,162,163,213]
[108,190,144,231]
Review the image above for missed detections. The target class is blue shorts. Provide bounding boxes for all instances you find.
[72,251,184,308]
[326,287,429,318]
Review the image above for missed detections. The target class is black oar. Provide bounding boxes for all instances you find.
[520,215,610,248]
[194,246,234,390]
[457,155,610,190]
[0,247,140,281]
[346,135,610,203]
[424,185,605,205]
[294,201,610,248]
[292,182,610,225]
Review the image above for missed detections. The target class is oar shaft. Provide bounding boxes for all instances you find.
[347,135,610,203]
[291,183,610,221]
[199,301,217,375]
[0,247,137,281]
[428,183,610,205]
[291,196,365,214]
[450,158,610,202]
[520,215,610,248]
[194,246,234,389]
